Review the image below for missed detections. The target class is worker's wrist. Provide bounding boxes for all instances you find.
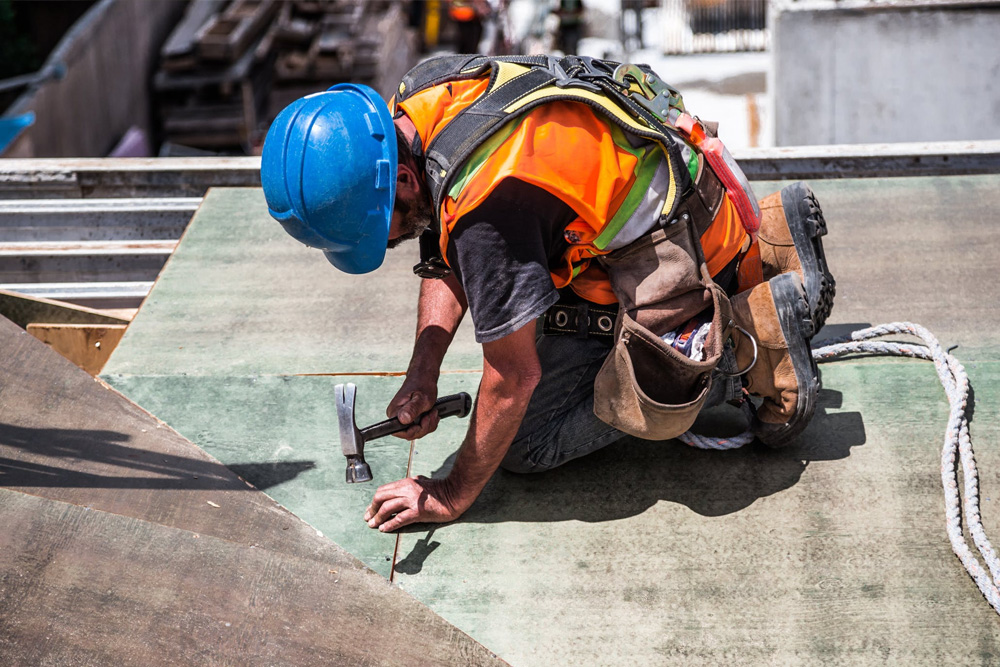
[405,359,440,386]
[441,463,489,515]
[439,476,475,517]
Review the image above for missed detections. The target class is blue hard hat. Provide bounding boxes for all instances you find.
[261,83,397,274]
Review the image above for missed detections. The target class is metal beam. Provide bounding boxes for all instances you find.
[0,198,200,241]
[1,141,999,200]
[734,140,1000,181]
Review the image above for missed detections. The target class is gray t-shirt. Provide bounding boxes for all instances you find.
[446,178,578,343]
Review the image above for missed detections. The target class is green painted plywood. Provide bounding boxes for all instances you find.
[101,373,423,577]
[102,188,481,377]
[395,361,1000,665]
[99,176,1000,662]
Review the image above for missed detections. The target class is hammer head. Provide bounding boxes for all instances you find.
[334,382,373,483]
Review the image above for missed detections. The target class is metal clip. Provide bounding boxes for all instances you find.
[412,257,452,279]
[720,325,757,378]
[612,63,685,122]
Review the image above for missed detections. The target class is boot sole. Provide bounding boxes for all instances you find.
[780,182,836,336]
[754,272,819,448]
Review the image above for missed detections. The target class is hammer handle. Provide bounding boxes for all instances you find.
[360,392,472,441]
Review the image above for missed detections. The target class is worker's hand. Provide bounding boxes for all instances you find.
[387,377,439,440]
[364,475,464,532]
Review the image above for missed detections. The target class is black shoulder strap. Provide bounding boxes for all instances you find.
[398,55,693,222]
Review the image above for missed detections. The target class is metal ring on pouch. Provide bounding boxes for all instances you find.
[720,325,757,377]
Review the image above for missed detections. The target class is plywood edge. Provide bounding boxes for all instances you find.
[27,322,127,375]
[0,288,130,327]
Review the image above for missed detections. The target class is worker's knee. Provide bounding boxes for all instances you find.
[500,436,557,474]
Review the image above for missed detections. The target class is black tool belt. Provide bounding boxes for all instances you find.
[542,300,618,340]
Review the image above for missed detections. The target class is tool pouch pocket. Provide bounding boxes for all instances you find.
[594,217,734,440]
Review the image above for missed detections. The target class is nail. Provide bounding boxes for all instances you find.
[368,519,376,527]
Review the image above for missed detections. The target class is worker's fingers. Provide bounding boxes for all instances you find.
[388,386,435,417]
[396,391,435,426]
[421,410,440,435]
[366,497,409,529]
[364,480,411,520]
[397,409,440,440]
[377,508,420,533]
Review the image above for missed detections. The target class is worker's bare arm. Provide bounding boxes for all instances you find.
[387,273,469,440]
[365,321,542,531]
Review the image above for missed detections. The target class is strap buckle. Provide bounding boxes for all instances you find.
[547,56,602,93]
[413,257,451,279]
[543,302,617,339]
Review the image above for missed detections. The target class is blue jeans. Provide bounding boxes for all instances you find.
[500,332,741,474]
[501,334,624,473]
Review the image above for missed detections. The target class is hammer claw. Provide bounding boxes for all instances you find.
[335,383,471,484]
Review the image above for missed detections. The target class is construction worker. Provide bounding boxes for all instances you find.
[447,0,491,54]
[261,55,835,532]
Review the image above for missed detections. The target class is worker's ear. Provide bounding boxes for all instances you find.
[396,161,422,200]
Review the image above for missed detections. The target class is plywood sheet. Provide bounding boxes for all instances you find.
[27,322,126,374]
[0,316,503,665]
[102,373,416,576]
[0,489,502,667]
[98,177,1000,664]
[395,362,1000,665]
[102,188,481,377]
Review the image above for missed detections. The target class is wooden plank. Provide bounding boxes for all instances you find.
[196,0,279,62]
[0,288,129,328]
[26,322,127,375]
[0,489,503,666]
[0,282,151,310]
[160,0,228,60]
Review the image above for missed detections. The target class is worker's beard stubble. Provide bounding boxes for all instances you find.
[387,195,434,249]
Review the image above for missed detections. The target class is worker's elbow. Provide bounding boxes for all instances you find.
[517,365,543,393]
[492,363,542,399]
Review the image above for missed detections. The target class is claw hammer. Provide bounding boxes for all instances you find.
[335,383,472,483]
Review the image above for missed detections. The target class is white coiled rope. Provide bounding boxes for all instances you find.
[680,321,1000,615]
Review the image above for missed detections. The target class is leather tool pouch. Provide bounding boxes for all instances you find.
[594,216,734,440]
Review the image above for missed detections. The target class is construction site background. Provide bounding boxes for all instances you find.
[2,0,998,159]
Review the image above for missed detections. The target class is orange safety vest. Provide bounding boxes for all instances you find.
[394,75,749,304]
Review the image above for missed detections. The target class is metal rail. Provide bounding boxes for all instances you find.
[2,141,998,200]
[0,141,997,308]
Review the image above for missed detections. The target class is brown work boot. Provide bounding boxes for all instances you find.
[757,182,836,335]
[731,272,819,447]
